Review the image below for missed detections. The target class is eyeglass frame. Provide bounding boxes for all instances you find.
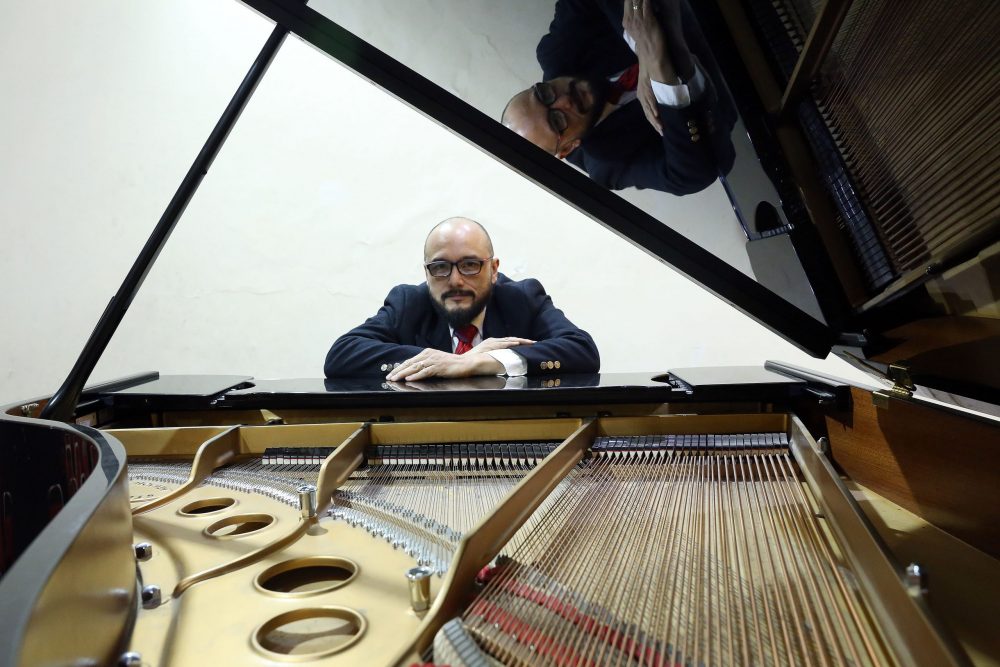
[424,257,494,278]
[532,82,569,152]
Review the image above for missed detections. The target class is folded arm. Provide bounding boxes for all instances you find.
[506,279,600,375]
[323,285,426,377]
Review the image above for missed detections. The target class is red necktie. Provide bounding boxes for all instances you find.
[608,63,640,104]
[454,324,478,355]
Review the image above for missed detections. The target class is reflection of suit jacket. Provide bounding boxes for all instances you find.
[324,274,600,377]
[537,0,735,194]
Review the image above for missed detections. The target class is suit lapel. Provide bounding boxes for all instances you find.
[482,293,506,339]
[415,287,453,352]
[426,316,452,352]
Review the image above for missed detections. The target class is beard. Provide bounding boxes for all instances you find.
[570,75,610,138]
[432,285,492,329]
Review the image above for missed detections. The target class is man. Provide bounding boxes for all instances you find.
[324,217,600,380]
[502,0,734,195]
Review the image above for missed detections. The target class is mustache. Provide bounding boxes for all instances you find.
[442,290,475,299]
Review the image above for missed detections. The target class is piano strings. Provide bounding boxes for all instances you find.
[778,0,999,285]
[129,433,896,665]
[330,442,561,575]
[457,434,891,667]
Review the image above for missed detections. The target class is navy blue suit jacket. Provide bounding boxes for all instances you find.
[324,274,600,377]
[537,0,735,194]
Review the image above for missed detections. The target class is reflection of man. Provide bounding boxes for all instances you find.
[324,217,600,380]
[502,0,734,195]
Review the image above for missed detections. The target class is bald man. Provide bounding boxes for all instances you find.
[324,218,600,380]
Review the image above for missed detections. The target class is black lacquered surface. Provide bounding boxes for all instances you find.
[92,369,813,413]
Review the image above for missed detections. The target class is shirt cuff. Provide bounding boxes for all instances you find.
[488,349,527,376]
[651,59,705,108]
[621,30,706,109]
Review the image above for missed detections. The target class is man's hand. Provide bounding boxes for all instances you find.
[624,0,676,134]
[470,336,535,354]
[386,348,504,382]
[624,0,676,83]
[637,63,664,136]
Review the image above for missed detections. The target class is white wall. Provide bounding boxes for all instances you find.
[0,0,872,407]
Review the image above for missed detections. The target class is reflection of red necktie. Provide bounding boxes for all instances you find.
[454,324,478,355]
[608,63,640,104]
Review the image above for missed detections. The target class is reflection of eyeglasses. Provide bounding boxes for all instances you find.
[532,82,569,139]
[424,257,492,278]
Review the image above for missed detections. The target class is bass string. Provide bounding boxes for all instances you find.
[774,451,883,666]
[463,463,596,665]
[643,446,693,667]
[736,450,797,665]
[751,449,825,665]
[633,448,685,667]
[535,453,639,666]
[755,450,834,667]
[720,453,757,666]
[596,450,677,667]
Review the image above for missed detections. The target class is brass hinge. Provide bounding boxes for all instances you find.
[872,363,915,409]
[260,408,285,425]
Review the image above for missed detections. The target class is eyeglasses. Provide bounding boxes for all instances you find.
[532,82,569,141]
[424,257,493,278]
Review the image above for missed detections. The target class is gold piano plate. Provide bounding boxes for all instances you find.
[255,556,360,597]
[83,414,981,666]
[179,496,237,516]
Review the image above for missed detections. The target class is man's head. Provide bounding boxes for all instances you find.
[502,75,610,158]
[423,217,500,328]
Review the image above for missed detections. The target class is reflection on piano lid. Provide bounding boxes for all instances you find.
[283,0,999,401]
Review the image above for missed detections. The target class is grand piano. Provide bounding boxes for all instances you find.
[2,1,998,665]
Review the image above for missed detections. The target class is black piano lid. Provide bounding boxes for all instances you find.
[91,370,817,413]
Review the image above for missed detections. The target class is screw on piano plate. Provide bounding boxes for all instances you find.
[406,566,433,612]
[118,652,143,667]
[141,584,161,609]
[133,542,153,561]
[816,437,829,455]
[298,484,317,519]
[905,563,928,596]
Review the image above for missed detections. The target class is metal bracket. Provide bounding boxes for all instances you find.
[872,363,915,409]
[260,408,284,425]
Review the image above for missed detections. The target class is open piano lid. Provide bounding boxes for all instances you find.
[36,0,999,422]
[229,0,997,402]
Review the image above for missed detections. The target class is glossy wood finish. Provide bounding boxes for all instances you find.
[825,387,1000,558]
